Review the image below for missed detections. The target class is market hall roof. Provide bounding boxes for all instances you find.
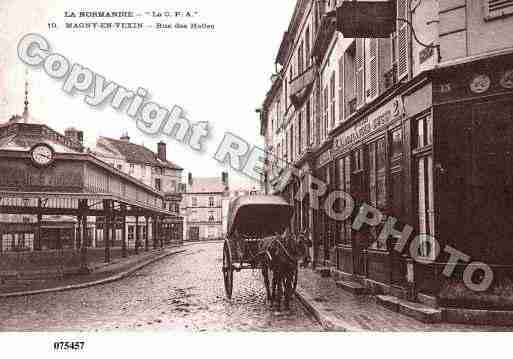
[0,120,84,154]
[95,137,183,171]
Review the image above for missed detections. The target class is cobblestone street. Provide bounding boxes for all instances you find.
[0,242,321,332]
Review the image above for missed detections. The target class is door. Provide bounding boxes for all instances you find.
[351,147,367,276]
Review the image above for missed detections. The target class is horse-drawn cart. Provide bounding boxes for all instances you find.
[222,195,300,307]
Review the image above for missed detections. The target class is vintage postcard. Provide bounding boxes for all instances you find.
[1,0,513,356]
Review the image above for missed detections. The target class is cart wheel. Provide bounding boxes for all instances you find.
[292,264,299,293]
[222,242,234,299]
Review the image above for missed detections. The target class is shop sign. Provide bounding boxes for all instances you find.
[500,69,513,89]
[333,96,404,153]
[469,74,491,94]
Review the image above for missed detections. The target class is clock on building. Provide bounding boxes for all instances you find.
[30,143,55,167]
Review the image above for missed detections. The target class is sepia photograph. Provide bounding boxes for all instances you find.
[1,0,513,357]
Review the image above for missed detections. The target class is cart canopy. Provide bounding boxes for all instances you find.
[227,195,293,239]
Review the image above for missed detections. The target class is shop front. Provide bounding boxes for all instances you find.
[331,94,407,286]
[417,53,513,303]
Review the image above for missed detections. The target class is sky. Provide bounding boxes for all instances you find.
[0,0,297,188]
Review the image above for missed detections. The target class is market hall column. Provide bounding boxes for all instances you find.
[145,215,149,252]
[79,199,89,273]
[152,216,158,250]
[121,204,127,258]
[135,215,140,255]
[103,199,112,263]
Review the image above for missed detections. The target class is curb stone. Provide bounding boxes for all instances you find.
[0,249,186,299]
[295,286,361,332]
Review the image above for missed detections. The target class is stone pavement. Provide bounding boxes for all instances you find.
[296,267,513,331]
[0,246,184,296]
[0,242,321,331]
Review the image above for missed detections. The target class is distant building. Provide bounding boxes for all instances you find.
[182,173,229,241]
[92,134,185,243]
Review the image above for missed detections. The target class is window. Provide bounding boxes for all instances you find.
[155,178,162,191]
[391,128,403,157]
[192,197,198,207]
[416,116,433,149]
[208,211,215,222]
[306,100,311,146]
[298,42,304,75]
[171,180,177,192]
[117,164,122,170]
[209,196,215,207]
[417,155,435,259]
[290,125,294,162]
[298,112,303,155]
[305,27,311,67]
[129,164,135,174]
[323,86,329,139]
[353,148,364,172]
[330,71,336,128]
[128,226,134,241]
[368,138,387,209]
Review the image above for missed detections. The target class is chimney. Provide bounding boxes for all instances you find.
[120,131,130,142]
[157,141,166,161]
[188,173,193,187]
[222,172,229,188]
[65,127,84,145]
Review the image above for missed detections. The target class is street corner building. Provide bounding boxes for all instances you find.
[0,95,186,276]
[259,0,513,315]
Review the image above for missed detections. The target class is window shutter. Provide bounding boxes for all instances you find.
[366,39,378,101]
[486,0,513,19]
[356,38,365,107]
[397,0,409,80]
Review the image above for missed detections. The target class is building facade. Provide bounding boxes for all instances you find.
[92,134,185,244]
[182,173,229,241]
[261,0,513,307]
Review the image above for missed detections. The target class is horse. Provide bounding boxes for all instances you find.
[260,230,309,312]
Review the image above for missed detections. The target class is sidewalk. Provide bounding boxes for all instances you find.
[0,246,186,298]
[295,267,513,331]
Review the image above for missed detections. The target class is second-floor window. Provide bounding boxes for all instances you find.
[155,178,161,191]
[208,211,215,222]
[209,196,214,207]
[192,197,198,207]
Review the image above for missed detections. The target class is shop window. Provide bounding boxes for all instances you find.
[391,128,403,157]
[353,148,364,172]
[417,155,435,259]
[368,138,387,209]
